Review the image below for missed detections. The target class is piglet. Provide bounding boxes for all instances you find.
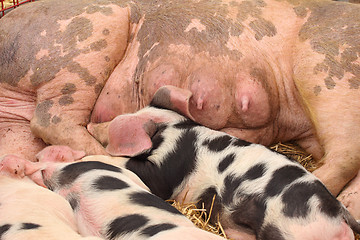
[87,105,360,240]
[0,155,103,240]
[26,155,224,240]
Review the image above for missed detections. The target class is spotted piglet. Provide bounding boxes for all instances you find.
[19,157,224,240]
[0,155,103,240]
[87,106,360,240]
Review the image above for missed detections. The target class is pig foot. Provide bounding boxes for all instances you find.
[338,170,360,220]
[36,145,86,163]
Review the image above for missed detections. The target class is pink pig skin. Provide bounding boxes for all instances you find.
[1,0,360,220]
[0,176,103,240]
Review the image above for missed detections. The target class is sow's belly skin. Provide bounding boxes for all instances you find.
[92,0,360,203]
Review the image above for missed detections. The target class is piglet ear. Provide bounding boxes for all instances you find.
[150,85,195,121]
[106,115,157,157]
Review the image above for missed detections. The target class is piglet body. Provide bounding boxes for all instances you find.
[87,106,360,240]
[0,175,102,240]
[38,160,224,240]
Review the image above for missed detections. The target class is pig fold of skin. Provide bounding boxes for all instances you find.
[0,163,103,240]
[1,0,360,205]
[86,106,360,240]
[35,160,224,240]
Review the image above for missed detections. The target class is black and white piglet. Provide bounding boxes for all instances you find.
[86,105,360,240]
[5,155,224,240]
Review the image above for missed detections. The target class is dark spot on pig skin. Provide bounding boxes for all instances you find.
[203,135,233,152]
[258,224,285,240]
[196,187,223,225]
[264,165,306,197]
[51,115,62,124]
[282,180,342,218]
[0,224,11,238]
[126,129,197,200]
[58,161,122,186]
[67,62,97,86]
[104,56,110,62]
[94,83,104,95]
[349,77,360,89]
[20,223,41,230]
[140,223,177,237]
[129,192,182,215]
[249,18,277,41]
[107,214,149,239]
[298,1,360,91]
[93,176,130,191]
[293,6,308,18]
[324,77,336,90]
[313,85,322,96]
[61,83,76,95]
[68,195,79,211]
[90,39,108,51]
[230,194,267,234]
[0,0,116,88]
[35,100,54,127]
[86,5,113,15]
[59,95,74,106]
[232,138,251,147]
[102,28,110,35]
[218,153,236,173]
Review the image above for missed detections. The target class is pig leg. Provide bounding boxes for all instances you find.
[1,1,131,158]
[307,92,360,197]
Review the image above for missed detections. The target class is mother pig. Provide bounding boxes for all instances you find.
[0,0,360,215]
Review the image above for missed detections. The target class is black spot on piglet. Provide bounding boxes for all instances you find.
[20,223,41,230]
[130,192,182,216]
[265,165,306,197]
[218,153,236,173]
[230,194,267,234]
[282,180,342,218]
[93,176,130,191]
[0,224,11,238]
[258,224,285,240]
[58,161,122,186]
[140,223,177,237]
[203,135,233,152]
[107,214,149,239]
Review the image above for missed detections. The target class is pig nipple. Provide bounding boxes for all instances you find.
[196,95,204,110]
[240,96,250,112]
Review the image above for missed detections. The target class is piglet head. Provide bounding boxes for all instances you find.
[88,105,187,157]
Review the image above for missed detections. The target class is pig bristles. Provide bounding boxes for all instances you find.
[168,197,230,239]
